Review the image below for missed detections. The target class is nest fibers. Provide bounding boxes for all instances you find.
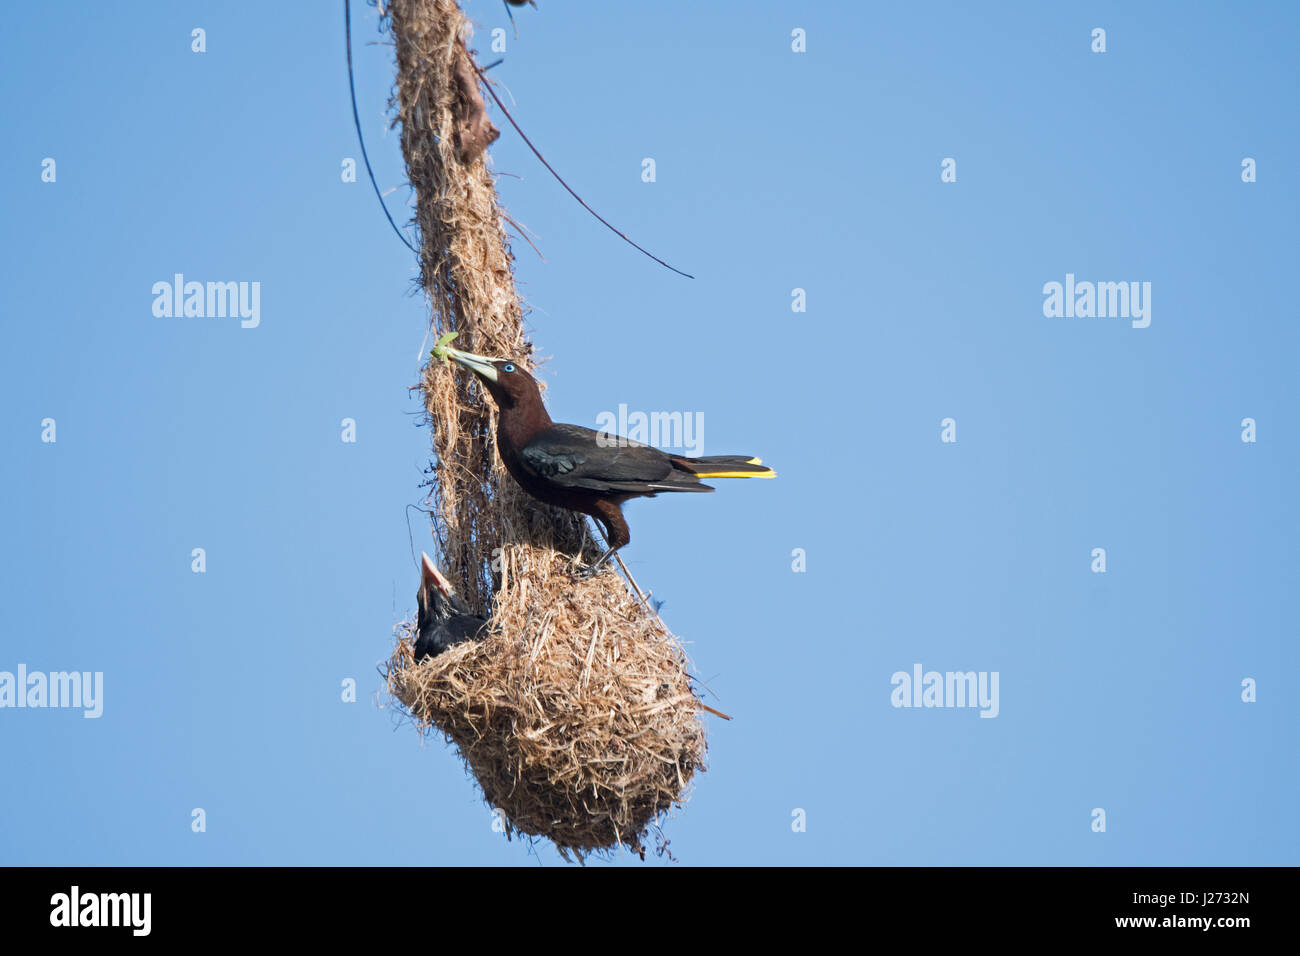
[381,0,709,857]
[387,544,706,858]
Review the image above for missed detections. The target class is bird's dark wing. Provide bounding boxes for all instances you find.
[448,615,489,643]
[520,424,712,493]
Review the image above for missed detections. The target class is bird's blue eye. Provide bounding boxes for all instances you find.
[503,363,515,373]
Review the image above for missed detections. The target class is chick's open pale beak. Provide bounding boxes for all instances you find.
[421,552,454,600]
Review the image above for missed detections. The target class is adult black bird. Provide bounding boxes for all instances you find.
[439,347,776,574]
[414,552,489,662]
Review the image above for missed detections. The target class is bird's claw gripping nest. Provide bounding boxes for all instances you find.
[573,559,616,581]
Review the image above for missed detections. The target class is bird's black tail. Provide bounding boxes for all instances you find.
[670,455,777,479]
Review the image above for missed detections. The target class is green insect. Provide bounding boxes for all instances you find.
[431,331,459,362]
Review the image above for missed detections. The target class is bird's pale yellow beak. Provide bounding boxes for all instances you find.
[442,347,500,382]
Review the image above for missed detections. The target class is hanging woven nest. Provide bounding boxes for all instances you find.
[379,0,711,858]
[387,544,706,857]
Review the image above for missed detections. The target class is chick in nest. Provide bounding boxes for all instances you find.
[414,552,489,662]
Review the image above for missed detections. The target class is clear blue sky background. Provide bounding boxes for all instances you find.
[1,1,1296,865]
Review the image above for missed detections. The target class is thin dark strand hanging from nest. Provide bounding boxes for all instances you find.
[458,38,695,279]
[346,0,419,253]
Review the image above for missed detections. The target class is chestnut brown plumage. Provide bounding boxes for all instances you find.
[440,347,776,573]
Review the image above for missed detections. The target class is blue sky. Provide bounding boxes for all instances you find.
[1,1,1296,865]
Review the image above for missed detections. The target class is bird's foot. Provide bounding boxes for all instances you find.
[573,547,618,579]
[573,561,615,580]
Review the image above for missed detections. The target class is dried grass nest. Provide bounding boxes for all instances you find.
[386,543,708,859]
